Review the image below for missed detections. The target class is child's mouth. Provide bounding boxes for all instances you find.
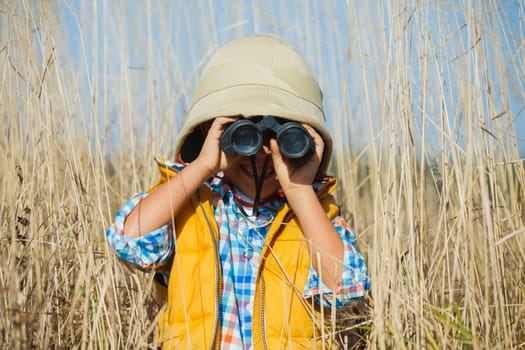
[240,164,275,179]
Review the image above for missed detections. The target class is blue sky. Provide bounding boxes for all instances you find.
[54,0,525,158]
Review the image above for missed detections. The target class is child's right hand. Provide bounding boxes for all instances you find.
[123,116,239,238]
[193,116,241,176]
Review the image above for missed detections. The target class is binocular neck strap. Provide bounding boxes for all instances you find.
[250,154,270,217]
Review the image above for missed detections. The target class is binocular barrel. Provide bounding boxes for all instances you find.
[220,116,314,159]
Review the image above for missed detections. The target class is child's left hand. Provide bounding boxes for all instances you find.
[269,124,324,196]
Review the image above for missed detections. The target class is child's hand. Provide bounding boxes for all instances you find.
[269,124,324,195]
[193,117,240,176]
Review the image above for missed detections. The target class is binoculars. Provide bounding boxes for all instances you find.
[220,116,314,159]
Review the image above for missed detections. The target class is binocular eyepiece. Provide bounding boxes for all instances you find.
[220,116,314,159]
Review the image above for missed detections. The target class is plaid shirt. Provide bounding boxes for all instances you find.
[106,160,369,349]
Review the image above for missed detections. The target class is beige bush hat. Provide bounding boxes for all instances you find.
[175,34,332,171]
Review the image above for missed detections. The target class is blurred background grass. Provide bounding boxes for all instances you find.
[1,0,524,348]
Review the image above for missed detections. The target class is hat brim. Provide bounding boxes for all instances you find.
[174,84,332,171]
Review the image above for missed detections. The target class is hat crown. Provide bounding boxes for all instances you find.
[176,34,332,171]
[190,34,323,113]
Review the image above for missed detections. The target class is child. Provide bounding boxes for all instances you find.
[106,34,369,349]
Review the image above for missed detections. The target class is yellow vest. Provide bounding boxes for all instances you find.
[152,159,339,349]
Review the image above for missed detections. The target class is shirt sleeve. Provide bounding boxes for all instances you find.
[303,216,370,307]
[105,192,175,272]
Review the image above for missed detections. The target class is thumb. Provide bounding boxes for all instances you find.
[269,139,283,162]
[269,139,290,180]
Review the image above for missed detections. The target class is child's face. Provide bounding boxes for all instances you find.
[223,145,280,200]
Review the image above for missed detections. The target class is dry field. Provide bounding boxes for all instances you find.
[1,0,524,349]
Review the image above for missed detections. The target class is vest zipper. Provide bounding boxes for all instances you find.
[258,210,290,350]
[209,227,222,350]
[260,274,269,350]
[197,193,222,350]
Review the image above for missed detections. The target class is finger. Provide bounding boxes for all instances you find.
[204,116,240,143]
[269,139,289,172]
[269,139,288,183]
[302,124,323,145]
[212,116,237,130]
[215,115,240,125]
[302,124,325,158]
[269,138,283,160]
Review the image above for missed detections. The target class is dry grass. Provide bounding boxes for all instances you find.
[1,0,524,349]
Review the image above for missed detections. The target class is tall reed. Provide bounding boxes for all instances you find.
[1,0,523,348]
